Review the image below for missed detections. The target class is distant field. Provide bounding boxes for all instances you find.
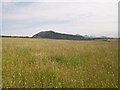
[2,37,118,88]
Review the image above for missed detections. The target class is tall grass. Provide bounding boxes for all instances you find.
[0,37,2,89]
[2,37,118,88]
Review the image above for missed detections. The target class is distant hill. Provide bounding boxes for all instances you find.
[1,31,114,40]
[32,31,85,40]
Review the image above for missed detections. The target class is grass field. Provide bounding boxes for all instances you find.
[2,37,118,88]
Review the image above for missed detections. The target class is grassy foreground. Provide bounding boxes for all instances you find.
[2,37,118,88]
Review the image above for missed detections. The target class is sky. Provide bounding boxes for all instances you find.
[1,0,119,37]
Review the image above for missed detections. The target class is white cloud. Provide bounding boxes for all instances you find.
[2,0,119,3]
[2,2,118,37]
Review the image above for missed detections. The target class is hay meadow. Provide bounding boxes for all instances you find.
[2,37,118,88]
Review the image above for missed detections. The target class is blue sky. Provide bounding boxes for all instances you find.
[1,0,118,37]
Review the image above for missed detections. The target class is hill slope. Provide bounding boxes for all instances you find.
[32,31,85,40]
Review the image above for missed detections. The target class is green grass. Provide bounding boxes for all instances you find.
[2,37,118,88]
